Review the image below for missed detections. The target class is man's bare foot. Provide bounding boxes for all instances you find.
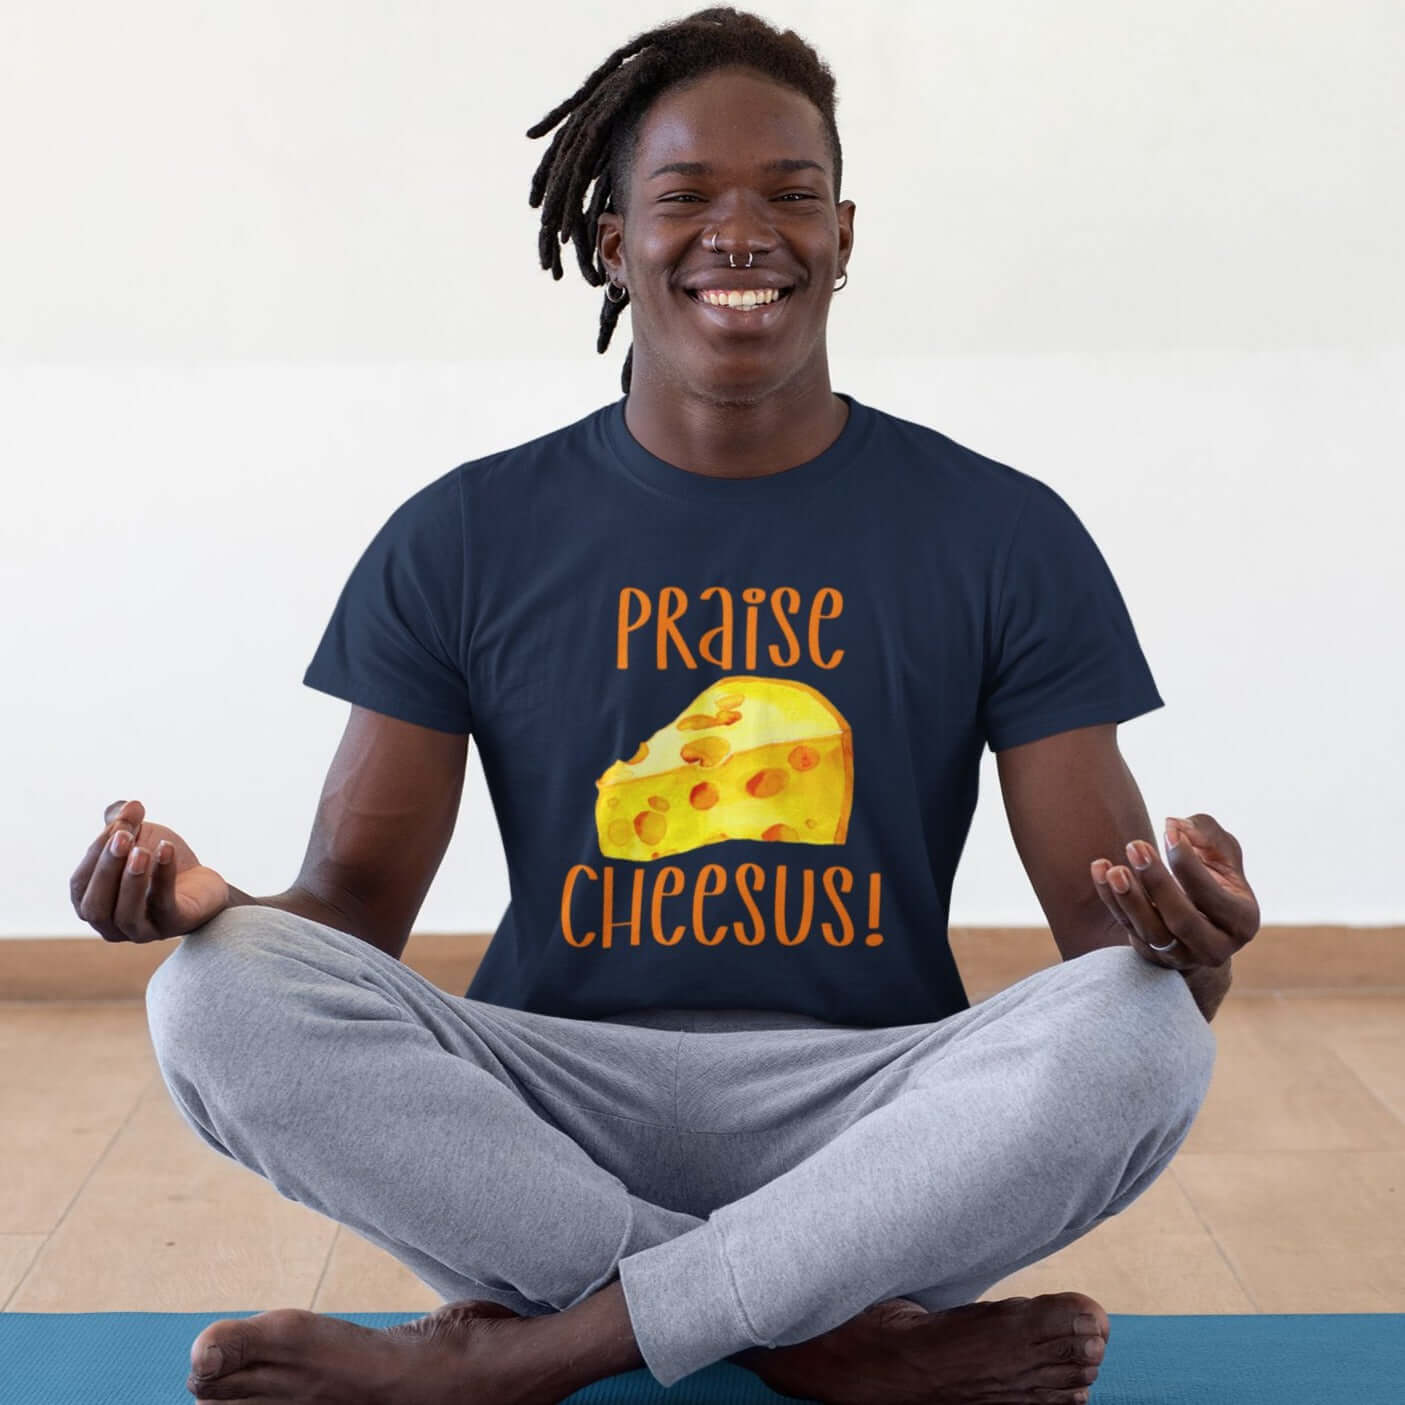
[732,1291,1111,1405]
[185,1298,572,1404]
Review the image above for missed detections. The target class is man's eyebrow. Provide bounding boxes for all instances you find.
[645,158,825,179]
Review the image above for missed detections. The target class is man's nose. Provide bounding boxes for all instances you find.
[705,192,780,253]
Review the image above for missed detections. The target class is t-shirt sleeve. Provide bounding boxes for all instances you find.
[302,469,474,735]
[979,479,1164,752]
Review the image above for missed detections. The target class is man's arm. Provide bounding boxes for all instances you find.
[225,705,470,963]
[994,722,1231,1022]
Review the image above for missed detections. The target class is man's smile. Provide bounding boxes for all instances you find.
[681,283,795,328]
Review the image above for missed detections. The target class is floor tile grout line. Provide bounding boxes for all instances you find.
[1168,1159,1263,1312]
[1313,1041,1405,1138]
[307,1226,340,1313]
[1270,991,1405,1138]
[0,1238,47,1315]
[2,1066,160,1313]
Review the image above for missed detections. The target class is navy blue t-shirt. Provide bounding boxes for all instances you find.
[303,393,1163,1027]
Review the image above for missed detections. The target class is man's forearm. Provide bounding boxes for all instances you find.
[224,884,404,962]
[1181,957,1232,1023]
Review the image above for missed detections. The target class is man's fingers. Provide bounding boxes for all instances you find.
[1119,844,1230,966]
[1090,859,1146,938]
[105,799,144,832]
[1172,813,1246,877]
[1163,831,1257,945]
[1092,812,1260,969]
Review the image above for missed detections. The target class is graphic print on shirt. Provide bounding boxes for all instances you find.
[558,582,887,953]
[594,675,854,858]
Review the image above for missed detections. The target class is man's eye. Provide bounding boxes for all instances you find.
[659,192,818,203]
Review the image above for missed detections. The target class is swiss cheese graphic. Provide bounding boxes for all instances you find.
[594,676,853,860]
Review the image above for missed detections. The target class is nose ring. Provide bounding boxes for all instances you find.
[709,230,754,268]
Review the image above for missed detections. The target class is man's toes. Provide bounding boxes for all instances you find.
[1024,1358,1102,1393]
[1029,1291,1110,1343]
[1063,1290,1111,1340]
[190,1319,246,1381]
[185,1363,298,1401]
[1039,1327,1107,1368]
[189,1308,307,1385]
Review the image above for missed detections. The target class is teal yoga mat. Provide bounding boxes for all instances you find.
[2,1311,1400,1402]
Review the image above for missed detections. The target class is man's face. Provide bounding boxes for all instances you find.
[597,65,855,400]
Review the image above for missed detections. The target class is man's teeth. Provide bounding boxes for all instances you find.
[693,288,785,308]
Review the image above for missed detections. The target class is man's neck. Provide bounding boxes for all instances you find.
[622,373,849,481]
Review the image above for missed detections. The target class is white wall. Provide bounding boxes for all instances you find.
[4,0,1399,939]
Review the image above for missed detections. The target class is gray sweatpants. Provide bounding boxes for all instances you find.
[144,904,1216,1388]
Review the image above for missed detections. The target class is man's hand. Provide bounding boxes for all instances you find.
[1088,813,1260,973]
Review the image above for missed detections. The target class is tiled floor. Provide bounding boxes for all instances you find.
[2,990,1402,1317]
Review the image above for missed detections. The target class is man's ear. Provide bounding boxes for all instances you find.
[836,199,856,273]
[596,212,623,281]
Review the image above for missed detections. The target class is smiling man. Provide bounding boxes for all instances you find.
[589,77,852,477]
[138,8,1260,1405]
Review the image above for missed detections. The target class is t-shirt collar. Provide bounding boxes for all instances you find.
[600,392,872,504]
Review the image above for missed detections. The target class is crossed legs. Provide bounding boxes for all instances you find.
[145,907,1215,1396]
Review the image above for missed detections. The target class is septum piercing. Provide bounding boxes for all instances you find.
[709,230,754,268]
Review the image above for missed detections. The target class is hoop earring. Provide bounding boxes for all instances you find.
[833,270,848,291]
[604,278,627,304]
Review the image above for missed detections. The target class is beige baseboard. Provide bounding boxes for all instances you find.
[1,925,1400,1004]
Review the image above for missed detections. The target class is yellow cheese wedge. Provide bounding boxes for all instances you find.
[594,675,853,860]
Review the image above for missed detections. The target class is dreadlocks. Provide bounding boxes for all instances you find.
[525,6,842,394]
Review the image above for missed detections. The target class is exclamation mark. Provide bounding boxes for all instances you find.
[865,872,884,946]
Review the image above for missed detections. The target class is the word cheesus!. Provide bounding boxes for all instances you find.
[561,861,886,949]
[617,586,845,671]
